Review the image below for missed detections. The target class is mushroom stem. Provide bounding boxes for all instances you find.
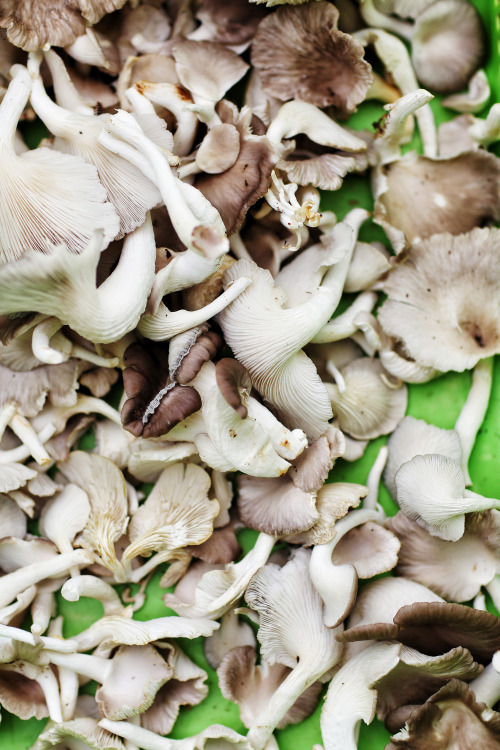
[0,423,56,465]
[473,592,487,611]
[248,660,334,750]
[0,65,32,150]
[485,577,500,615]
[0,623,77,653]
[32,318,120,367]
[469,662,500,708]
[359,0,413,41]
[0,401,17,441]
[43,49,93,115]
[8,413,51,466]
[98,719,176,750]
[36,665,64,723]
[44,650,111,684]
[0,549,92,609]
[61,576,125,616]
[469,103,500,147]
[31,589,56,637]
[364,445,388,511]
[326,361,346,394]
[137,277,252,340]
[310,507,384,623]
[454,357,494,485]
[355,29,437,157]
[311,291,378,344]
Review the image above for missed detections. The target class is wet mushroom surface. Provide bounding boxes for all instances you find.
[0,2,499,750]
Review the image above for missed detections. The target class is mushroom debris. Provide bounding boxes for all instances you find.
[0,1,498,749]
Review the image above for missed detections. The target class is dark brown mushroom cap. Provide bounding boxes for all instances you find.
[251,1,372,114]
[386,680,500,749]
[376,647,483,729]
[196,135,277,236]
[412,0,485,94]
[215,358,252,419]
[0,0,127,51]
[338,602,500,664]
[174,331,223,385]
[374,150,500,246]
[121,341,201,438]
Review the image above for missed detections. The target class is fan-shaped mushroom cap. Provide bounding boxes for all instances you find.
[378,228,500,371]
[387,511,500,602]
[172,40,249,105]
[218,645,322,729]
[384,416,463,499]
[251,2,372,114]
[412,0,485,94]
[374,150,500,249]
[326,357,407,440]
[237,475,318,536]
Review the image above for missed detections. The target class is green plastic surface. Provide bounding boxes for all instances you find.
[2,1,500,748]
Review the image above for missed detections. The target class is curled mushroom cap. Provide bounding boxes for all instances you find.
[121,341,202,439]
[251,2,372,114]
[412,0,485,94]
[215,358,252,419]
[378,228,500,371]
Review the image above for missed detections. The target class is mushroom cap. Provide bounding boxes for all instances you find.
[215,358,252,419]
[412,0,485,94]
[121,341,202,438]
[251,1,372,113]
[386,680,500,749]
[387,511,500,602]
[237,475,319,536]
[374,151,500,247]
[378,228,500,371]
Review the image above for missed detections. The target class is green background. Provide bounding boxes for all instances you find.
[2,0,500,748]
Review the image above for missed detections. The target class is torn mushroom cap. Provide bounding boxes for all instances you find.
[387,511,500,602]
[251,2,372,114]
[383,415,463,499]
[141,644,209,735]
[373,150,500,249]
[0,66,119,264]
[121,341,202,438]
[287,427,345,494]
[217,645,322,730]
[395,454,500,542]
[325,357,407,440]
[378,228,500,371]
[122,462,218,564]
[412,0,485,94]
[0,360,80,418]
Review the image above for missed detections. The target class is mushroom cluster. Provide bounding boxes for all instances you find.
[0,1,498,749]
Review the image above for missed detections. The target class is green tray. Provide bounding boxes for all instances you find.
[2,1,500,748]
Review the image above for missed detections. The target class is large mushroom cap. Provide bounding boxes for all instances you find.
[251,1,372,114]
[378,228,500,371]
[412,0,485,94]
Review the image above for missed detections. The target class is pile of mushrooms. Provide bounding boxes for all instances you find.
[0,1,499,749]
